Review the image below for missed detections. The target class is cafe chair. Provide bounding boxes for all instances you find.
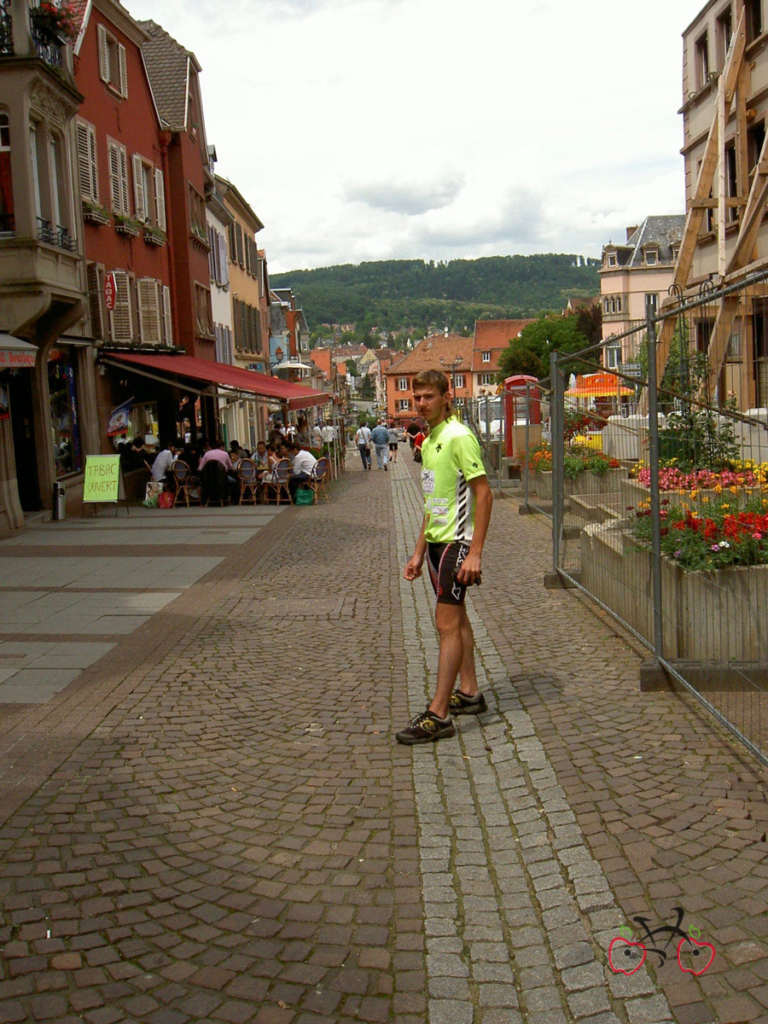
[307,457,330,504]
[262,458,291,505]
[201,460,229,506]
[170,459,199,507]
[237,458,261,505]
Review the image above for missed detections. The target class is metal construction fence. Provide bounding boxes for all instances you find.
[468,271,768,766]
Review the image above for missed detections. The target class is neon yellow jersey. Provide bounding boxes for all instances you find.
[420,417,487,544]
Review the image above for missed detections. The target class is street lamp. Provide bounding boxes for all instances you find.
[440,354,464,407]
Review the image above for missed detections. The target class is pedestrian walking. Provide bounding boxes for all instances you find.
[370,419,390,471]
[397,369,493,744]
[388,422,399,463]
[355,423,372,470]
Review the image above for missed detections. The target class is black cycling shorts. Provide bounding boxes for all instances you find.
[427,542,471,605]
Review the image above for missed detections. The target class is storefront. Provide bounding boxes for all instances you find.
[0,335,39,528]
[100,351,331,447]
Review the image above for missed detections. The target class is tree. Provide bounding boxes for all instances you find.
[345,358,358,378]
[498,315,590,381]
[359,376,375,400]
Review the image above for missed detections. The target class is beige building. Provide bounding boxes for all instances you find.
[600,216,684,370]
[0,1,100,533]
[215,174,270,448]
[667,1,768,407]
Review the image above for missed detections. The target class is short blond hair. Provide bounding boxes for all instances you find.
[412,369,450,393]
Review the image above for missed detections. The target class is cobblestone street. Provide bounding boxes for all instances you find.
[0,451,766,1024]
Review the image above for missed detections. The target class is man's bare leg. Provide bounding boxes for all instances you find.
[457,607,479,697]
[429,603,464,719]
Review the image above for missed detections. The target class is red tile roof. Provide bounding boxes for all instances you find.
[383,334,473,375]
[472,319,536,371]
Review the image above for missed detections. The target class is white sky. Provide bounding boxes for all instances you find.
[124,0,709,273]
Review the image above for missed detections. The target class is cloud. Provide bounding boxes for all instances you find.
[343,175,465,215]
[412,188,547,249]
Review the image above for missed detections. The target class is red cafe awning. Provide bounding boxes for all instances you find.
[565,372,634,398]
[105,352,331,410]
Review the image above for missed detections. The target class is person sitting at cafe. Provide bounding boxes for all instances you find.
[253,440,269,470]
[286,439,317,503]
[150,437,180,485]
[198,438,238,503]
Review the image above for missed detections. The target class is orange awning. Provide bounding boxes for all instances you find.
[565,372,634,398]
[106,352,331,410]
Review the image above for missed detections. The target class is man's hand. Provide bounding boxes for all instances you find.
[456,549,482,586]
[403,555,423,581]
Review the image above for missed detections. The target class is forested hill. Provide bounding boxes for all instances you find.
[270,254,601,333]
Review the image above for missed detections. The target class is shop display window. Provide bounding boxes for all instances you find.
[48,348,82,476]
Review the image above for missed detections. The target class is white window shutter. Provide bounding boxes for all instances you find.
[97,25,110,83]
[86,263,103,338]
[118,44,128,98]
[162,285,173,346]
[219,235,229,286]
[108,143,121,212]
[119,147,130,214]
[109,270,133,341]
[154,168,166,230]
[76,122,94,201]
[208,227,216,280]
[138,278,161,343]
[132,154,146,221]
[87,125,98,201]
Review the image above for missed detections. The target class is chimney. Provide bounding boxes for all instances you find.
[626,225,638,241]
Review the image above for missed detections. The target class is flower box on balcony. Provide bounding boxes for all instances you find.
[190,226,210,250]
[143,226,166,247]
[114,215,141,238]
[82,200,110,226]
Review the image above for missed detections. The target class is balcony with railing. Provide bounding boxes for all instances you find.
[30,17,63,66]
[37,217,75,251]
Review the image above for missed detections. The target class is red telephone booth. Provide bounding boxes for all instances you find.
[504,375,541,457]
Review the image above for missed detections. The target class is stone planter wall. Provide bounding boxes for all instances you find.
[581,524,768,661]
[535,466,626,501]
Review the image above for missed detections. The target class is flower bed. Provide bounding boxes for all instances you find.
[629,494,768,572]
[531,444,624,500]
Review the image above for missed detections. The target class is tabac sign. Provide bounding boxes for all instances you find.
[0,335,36,368]
[83,455,124,503]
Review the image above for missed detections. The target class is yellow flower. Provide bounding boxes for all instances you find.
[714,484,723,494]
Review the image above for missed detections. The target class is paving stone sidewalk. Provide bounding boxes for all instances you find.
[0,452,763,1023]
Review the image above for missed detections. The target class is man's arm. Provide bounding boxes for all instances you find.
[404,516,428,581]
[456,475,492,585]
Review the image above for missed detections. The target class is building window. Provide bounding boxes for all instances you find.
[645,249,658,265]
[398,376,408,391]
[49,349,83,477]
[397,399,410,412]
[454,373,465,388]
[137,278,163,344]
[0,110,13,233]
[132,154,166,230]
[194,283,214,338]
[75,119,98,203]
[208,225,229,287]
[107,138,130,215]
[188,184,207,245]
[726,141,738,221]
[86,263,106,340]
[747,0,763,43]
[480,372,494,386]
[97,23,127,97]
[717,7,733,65]
[215,324,233,364]
[748,120,766,175]
[605,344,620,370]
[695,32,709,89]
[607,253,617,267]
[29,121,42,219]
[109,270,134,341]
[481,350,491,363]
[645,293,658,316]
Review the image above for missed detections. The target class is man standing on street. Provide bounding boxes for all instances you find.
[370,419,390,471]
[355,422,372,470]
[397,369,492,744]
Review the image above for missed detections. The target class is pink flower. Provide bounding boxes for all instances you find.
[753,532,763,540]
